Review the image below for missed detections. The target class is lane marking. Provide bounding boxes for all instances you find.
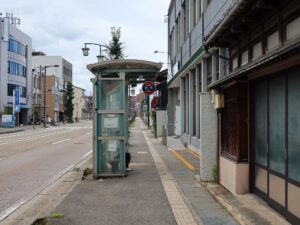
[82,150,92,159]
[137,151,148,154]
[184,148,200,159]
[171,149,195,171]
[0,149,93,221]
[52,139,71,145]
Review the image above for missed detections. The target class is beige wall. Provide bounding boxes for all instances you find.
[72,86,85,119]
[41,76,54,120]
[220,156,249,195]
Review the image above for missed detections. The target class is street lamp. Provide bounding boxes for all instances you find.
[153,50,168,54]
[82,43,109,62]
[43,65,59,128]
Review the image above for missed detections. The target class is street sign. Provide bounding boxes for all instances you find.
[15,106,20,113]
[15,87,20,112]
[15,87,20,105]
[142,81,155,95]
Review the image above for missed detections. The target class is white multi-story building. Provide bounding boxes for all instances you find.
[0,13,32,125]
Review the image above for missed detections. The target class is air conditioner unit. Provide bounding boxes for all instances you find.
[214,94,224,109]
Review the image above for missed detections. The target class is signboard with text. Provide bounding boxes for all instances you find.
[142,81,155,95]
[1,115,14,128]
[15,87,20,113]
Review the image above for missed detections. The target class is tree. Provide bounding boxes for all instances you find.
[108,26,125,60]
[65,82,74,123]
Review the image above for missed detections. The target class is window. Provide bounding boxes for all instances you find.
[8,39,26,56]
[267,31,279,52]
[288,71,300,182]
[7,84,26,98]
[193,72,196,136]
[286,17,300,42]
[241,50,249,66]
[198,64,202,92]
[207,57,212,85]
[252,42,263,60]
[8,61,27,77]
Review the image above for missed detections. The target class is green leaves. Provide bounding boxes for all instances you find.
[64,82,74,123]
[108,26,125,60]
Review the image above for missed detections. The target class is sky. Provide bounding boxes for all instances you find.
[2,0,170,94]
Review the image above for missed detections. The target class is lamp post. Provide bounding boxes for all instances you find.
[43,65,59,128]
[82,43,109,62]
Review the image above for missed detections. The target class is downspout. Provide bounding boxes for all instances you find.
[216,109,221,183]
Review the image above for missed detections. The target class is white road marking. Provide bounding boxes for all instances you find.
[137,151,148,154]
[82,150,93,159]
[0,158,2,161]
[52,139,71,145]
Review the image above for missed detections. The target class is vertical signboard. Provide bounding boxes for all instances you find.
[15,87,20,113]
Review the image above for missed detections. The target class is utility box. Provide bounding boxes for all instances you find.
[214,94,225,109]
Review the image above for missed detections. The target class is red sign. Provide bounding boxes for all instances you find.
[142,81,155,95]
[151,97,159,108]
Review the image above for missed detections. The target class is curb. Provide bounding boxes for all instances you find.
[201,182,249,225]
[0,129,25,135]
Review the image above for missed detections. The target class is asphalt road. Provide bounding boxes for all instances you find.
[0,121,93,221]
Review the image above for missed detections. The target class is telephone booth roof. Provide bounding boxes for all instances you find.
[87,59,162,83]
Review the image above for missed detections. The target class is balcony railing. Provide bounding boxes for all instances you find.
[203,0,237,39]
[168,0,236,82]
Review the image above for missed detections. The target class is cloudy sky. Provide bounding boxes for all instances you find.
[2,0,170,94]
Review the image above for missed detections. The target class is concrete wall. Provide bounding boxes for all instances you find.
[156,110,166,137]
[220,156,249,195]
[199,92,217,181]
[72,86,85,120]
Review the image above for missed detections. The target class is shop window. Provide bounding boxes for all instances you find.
[269,76,285,175]
[288,71,300,183]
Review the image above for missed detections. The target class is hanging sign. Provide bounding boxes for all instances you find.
[142,81,155,95]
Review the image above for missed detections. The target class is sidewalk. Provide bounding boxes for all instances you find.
[23,117,289,225]
[29,117,236,225]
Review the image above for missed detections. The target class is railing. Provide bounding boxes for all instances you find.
[168,0,235,82]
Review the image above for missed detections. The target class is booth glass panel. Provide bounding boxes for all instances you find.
[97,140,125,175]
[97,114,124,137]
[98,80,124,110]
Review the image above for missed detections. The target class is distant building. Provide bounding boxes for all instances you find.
[32,54,73,122]
[40,75,60,123]
[72,85,85,121]
[82,96,93,120]
[0,13,32,125]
